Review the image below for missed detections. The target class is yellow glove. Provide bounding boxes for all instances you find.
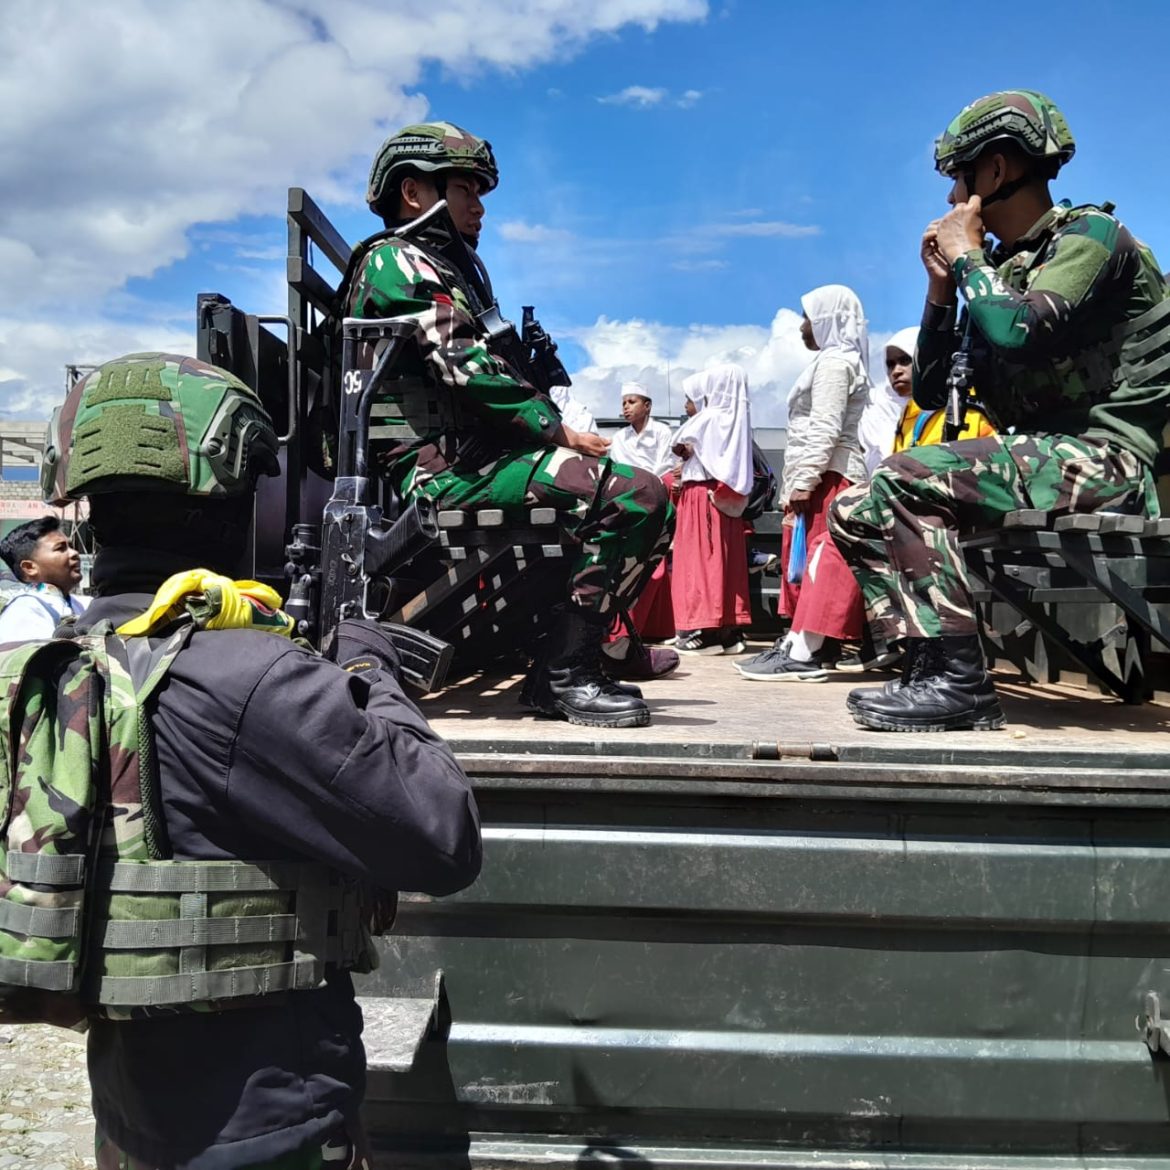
[117,569,295,638]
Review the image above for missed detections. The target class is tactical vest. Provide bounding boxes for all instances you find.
[344,232,475,453]
[0,625,374,1027]
[994,203,1170,417]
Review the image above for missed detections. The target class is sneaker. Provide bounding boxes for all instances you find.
[835,646,903,673]
[718,626,747,655]
[733,636,786,674]
[748,550,779,575]
[673,629,725,656]
[737,644,829,682]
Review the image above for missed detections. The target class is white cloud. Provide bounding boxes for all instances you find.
[597,84,704,109]
[567,309,815,427]
[663,219,822,259]
[498,221,576,244]
[671,258,729,272]
[598,85,669,108]
[569,312,900,428]
[712,221,822,238]
[0,315,194,419]
[0,0,708,414]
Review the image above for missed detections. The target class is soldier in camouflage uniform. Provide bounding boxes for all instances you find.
[829,90,1170,731]
[350,121,673,729]
[39,354,481,1169]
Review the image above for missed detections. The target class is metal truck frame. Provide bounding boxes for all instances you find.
[195,188,1170,1170]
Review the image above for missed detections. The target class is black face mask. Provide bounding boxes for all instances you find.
[88,493,253,595]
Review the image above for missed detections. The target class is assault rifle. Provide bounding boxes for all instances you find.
[283,319,453,693]
[944,315,977,442]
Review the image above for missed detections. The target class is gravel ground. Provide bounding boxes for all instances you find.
[0,1025,93,1167]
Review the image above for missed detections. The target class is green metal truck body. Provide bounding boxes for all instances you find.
[355,673,1170,1168]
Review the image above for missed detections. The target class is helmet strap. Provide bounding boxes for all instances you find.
[431,174,481,248]
[979,173,1030,209]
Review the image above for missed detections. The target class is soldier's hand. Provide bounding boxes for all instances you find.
[935,195,986,264]
[560,425,610,459]
[330,618,404,683]
[921,220,956,300]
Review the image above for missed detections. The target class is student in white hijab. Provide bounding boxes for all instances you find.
[858,327,918,476]
[737,285,870,680]
[780,284,870,510]
[668,363,754,654]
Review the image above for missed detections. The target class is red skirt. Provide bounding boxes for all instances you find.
[628,557,675,639]
[609,557,675,641]
[779,471,863,640]
[671,481,751,631]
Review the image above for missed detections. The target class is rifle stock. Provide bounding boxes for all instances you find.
[283,319,453,692]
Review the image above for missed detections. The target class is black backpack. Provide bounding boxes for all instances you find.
[743,441,778,522]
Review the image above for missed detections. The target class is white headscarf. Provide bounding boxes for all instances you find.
[801,284,871,375]
[787,283,873,413]
[683,379,707,413]
[674,363,754,495]
[859,326,917,475]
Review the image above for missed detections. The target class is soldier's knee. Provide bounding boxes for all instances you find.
[829,484,867,532]
[624,467,670,519]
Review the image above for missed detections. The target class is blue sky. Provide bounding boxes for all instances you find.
[3,0,1170,426]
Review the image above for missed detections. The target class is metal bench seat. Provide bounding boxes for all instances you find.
[961,509,1170,702]
[386,506,573,665]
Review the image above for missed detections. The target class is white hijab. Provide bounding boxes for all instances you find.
[683,381,708,413]
[859,326,917,475]
[787,283,873,410]
[674,363,754,495]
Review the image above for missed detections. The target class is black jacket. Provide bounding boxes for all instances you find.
[81,595,481,1169]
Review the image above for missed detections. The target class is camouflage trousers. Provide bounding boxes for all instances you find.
[411,448,674,618]
[828,434,1154,642]
[95,1127,366,1170]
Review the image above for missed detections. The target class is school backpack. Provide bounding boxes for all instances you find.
[743,441,778,522]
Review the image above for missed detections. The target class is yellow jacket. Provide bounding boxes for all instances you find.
[893,400,996,451]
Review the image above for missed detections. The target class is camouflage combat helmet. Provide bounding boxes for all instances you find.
[41,353,279,505]
[366,121,499,214]
[934,90,1075,178]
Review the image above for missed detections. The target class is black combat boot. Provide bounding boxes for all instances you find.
[845,639,921,714]
[524,609,651,728]
[850,635,1006,732]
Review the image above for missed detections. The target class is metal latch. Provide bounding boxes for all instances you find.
[1141,992,1170,1056]
[751,742,839,762]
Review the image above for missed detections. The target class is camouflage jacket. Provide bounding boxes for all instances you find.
[344,223,562,489]
[914,201,1170,465]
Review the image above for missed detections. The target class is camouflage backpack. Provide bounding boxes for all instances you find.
[0,623,373,1028]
